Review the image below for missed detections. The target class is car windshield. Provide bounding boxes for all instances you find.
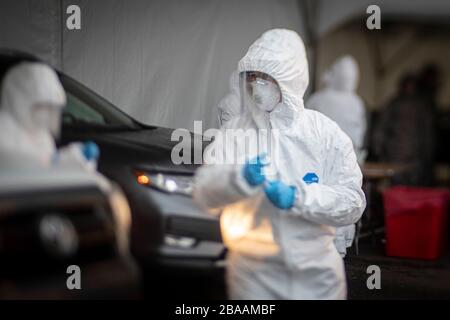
[60,74,140,129]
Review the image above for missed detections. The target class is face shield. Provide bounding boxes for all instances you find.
[237,71,282,180]
[31,103,63,138]
[239,71,281,114]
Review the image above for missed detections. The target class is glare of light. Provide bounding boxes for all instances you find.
[220,207,252,242]
[137,174,150,185]
[224,223,247,239]
[165,179,177,192]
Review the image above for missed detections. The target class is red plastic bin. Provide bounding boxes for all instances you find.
[383,186,450,260]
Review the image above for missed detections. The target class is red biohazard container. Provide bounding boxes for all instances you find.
[383,186,450,260]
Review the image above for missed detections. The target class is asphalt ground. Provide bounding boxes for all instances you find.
[345,241,450,299]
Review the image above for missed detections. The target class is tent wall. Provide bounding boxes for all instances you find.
[0,0,62,67]
[1,0,449,128]
[1,0,306,131]
[61,0,306,131]
[0,0,304,129]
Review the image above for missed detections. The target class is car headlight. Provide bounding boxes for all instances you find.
[134,171,193,196]
[164,234,197,249]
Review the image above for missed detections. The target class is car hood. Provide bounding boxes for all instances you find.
[104,126,183,151]
[72,126,208,174]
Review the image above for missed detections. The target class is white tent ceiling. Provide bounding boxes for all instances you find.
[313,0,450,37]
[1,0,449,129]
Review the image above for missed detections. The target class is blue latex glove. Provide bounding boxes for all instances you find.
[242,154,267,186]
[82,141,100,161]
[264,180,297,209]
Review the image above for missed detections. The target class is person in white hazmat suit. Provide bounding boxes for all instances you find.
[306,55,367,258]
[0,62,133,257]
[0,62,99,172]
[193,29,366,300]
[306,55,367,163]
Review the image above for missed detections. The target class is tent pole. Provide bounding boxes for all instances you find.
[59,0,64,71]
[299,0,318,94]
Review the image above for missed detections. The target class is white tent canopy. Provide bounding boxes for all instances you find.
[314,0,450,37]
[1,0,449,130]
[0,0,306,131]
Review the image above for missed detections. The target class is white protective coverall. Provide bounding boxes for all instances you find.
[193,29,366,299]
[306,55,367,257]
[306,55,367,163]
[217,70,240,127]
[0,62,96,172]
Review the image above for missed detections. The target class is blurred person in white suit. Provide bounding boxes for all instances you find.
[306,55,367,258]
[0,62,99,172]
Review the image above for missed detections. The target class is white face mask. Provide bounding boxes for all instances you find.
[251,78,281,112]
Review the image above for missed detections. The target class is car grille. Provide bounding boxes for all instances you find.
[166,216,221,242]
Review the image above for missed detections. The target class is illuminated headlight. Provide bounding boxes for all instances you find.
[134,171,193,196]
[164,234,197,248]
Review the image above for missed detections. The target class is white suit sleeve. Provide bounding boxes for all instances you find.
[193,131,260,211]
[290,124,366,227]
[193,164,261,211]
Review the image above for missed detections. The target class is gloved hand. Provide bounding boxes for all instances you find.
[264,180,297,209]
[242,154,267,186]
[82,141,100,161]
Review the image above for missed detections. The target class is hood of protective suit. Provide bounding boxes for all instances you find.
[322,55,359,92]
[1,62,66,132]
[0,63,66,168]
[237,29,309,126]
